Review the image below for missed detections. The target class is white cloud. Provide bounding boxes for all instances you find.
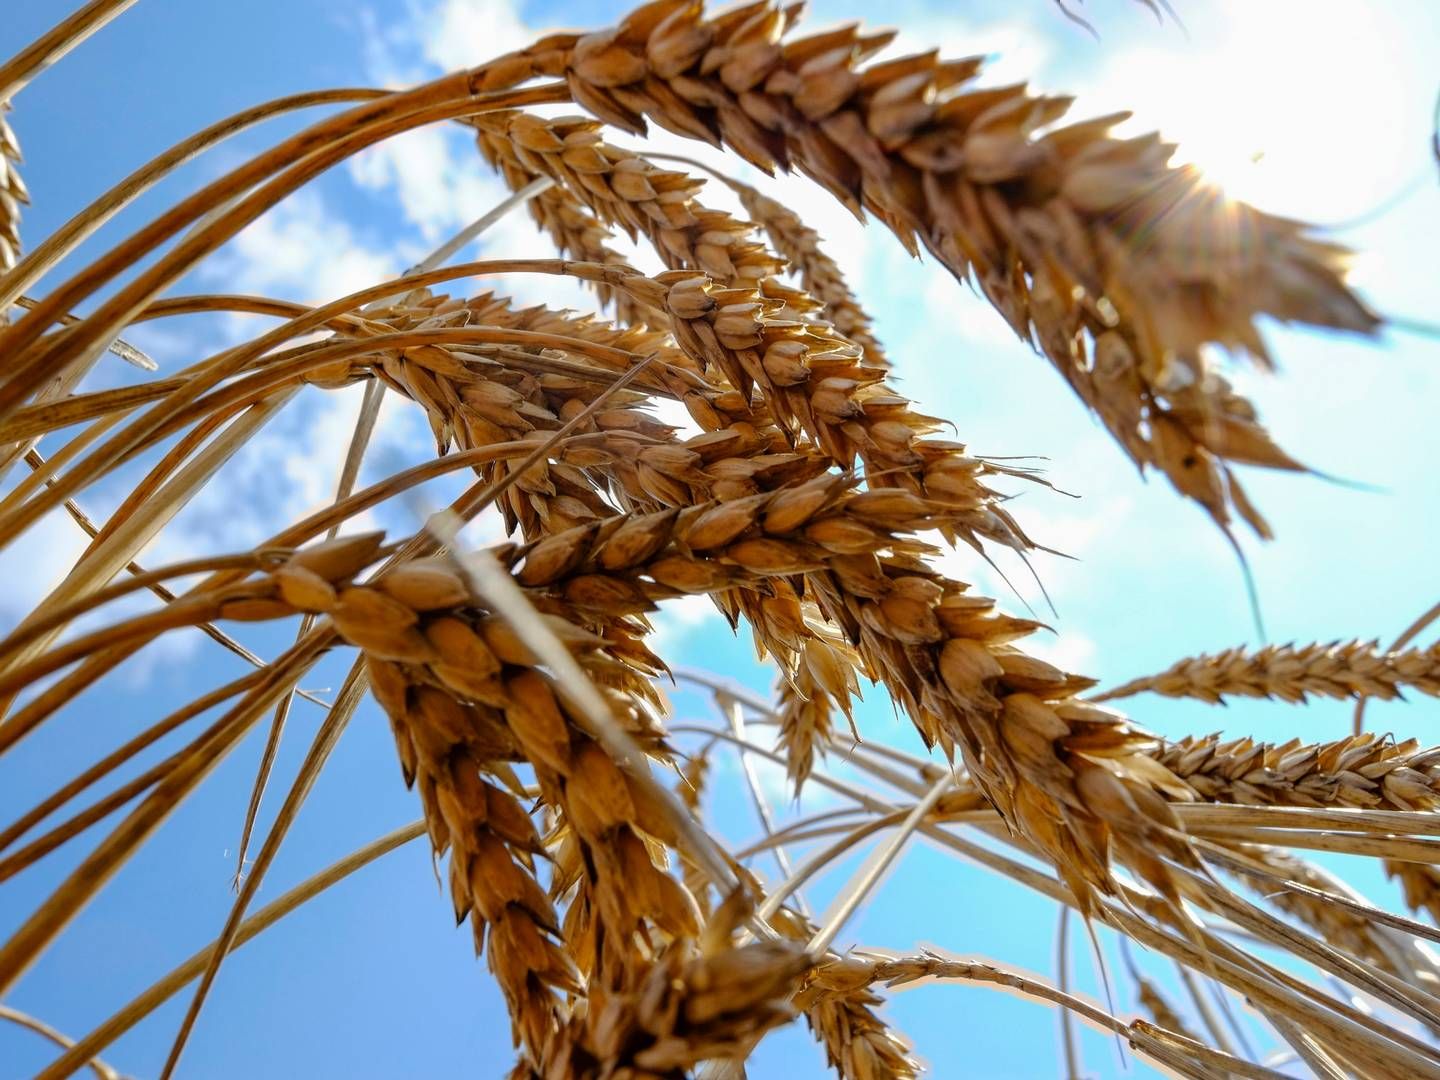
[0,509,91,628]
[1069,0,1423,220]
[650,593,726,657]
[888,9,1053,92]
[203,188,399,306]
[410,0,539,75]
[349,125,498,244]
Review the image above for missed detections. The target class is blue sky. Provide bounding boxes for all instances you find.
[2,0,1439,1076]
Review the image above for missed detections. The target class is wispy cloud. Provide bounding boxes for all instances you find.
[203,188,400,306]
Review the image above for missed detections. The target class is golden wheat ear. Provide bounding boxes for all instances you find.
[2,1,1436,1077]
[546,0,1380,540]
[0,101,26,279]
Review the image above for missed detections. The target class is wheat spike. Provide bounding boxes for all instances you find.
[248,534,706,1052]
[554,0,1378,537]
[1097,640,1440,705]
[0,101,24,278]
[793,950,921,1080]
[1157,731,1440,811]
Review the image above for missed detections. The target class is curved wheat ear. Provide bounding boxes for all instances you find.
[0,101,24,277]
[172,531,707,1054]
[553,0,1378,538]
[1096,640,1440,705]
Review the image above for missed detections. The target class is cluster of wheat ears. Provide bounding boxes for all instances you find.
[0,1,1437,1077]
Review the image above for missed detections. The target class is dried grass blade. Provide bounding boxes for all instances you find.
[0,0,140,98]
[0,90,388,313]
[0,389,295,682]
[868,955,1289,1080]
[0,672,258,861]
[723,696,800,905]
[18,451,329,708]
[808,772,952,955]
